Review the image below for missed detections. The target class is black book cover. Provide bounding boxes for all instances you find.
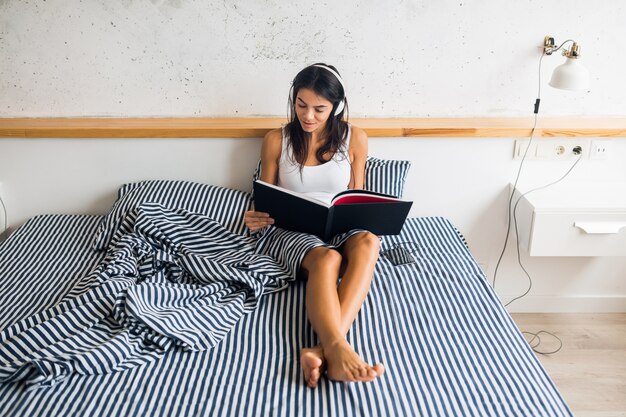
[253,180,413,240]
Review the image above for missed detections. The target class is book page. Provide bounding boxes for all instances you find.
[255,180,330,207]
[331,190,402,206]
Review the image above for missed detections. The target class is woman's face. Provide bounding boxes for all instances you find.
[295,88,333,135]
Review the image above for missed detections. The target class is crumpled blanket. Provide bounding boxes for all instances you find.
[0,203,295,388]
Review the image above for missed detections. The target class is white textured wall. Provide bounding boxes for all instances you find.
[0,0,625,312]
[1,0,625,117]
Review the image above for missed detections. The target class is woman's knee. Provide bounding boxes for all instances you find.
[349,232,380,258]
[301,247,342,275]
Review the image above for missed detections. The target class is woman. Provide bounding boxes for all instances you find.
[244,63,385,388]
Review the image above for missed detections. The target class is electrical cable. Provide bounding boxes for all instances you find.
[522,330,563,355]
[492,49,545,291]
[493,39,577,291]
[492,112,537,291]
[492,38,580,356]
[504,155,582,308]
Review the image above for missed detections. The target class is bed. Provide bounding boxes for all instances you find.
[0,170,572,417]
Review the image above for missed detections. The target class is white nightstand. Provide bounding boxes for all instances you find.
[512,182,626,256]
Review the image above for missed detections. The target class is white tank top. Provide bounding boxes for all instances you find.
[277,125,352,205]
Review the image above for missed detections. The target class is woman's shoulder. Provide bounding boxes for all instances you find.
[264,127,283,139]
[263,128,283,145]
[261,128,284,159]
[348,124,368,144]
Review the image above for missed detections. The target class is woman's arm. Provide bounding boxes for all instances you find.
[348,126,368,190]
[245,128,282,231]
[260,128,282,185]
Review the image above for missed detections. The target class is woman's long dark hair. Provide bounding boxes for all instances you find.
[285,63,349,168]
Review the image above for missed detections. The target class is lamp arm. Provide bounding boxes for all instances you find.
[544,38,576,56]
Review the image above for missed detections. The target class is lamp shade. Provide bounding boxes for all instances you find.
[549,57,590,91]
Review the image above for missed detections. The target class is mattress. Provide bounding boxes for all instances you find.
[0,214,572,417]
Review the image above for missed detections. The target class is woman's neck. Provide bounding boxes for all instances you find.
[308,129,327,145]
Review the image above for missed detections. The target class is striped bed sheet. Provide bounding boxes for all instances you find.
[0,214,572,417]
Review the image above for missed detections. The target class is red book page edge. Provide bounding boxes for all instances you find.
[332,195,398,205]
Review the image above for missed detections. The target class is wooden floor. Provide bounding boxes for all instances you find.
[511,313,626,417]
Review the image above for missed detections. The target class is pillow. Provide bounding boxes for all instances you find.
[363,157,411,198]
[92,180,252,250]
[251,156,410,198]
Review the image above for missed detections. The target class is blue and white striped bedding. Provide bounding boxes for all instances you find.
[0,203,359,389]
[0,211,572,416]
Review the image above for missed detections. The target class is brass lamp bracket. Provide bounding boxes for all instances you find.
[543,36,556,55]
[543,36,581,58]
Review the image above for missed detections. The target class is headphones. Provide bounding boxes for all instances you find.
[311,64,346,116]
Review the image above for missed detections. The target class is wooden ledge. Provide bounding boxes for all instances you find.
[1,117,625,138]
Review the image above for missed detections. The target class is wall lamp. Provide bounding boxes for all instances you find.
[542,36,590,91]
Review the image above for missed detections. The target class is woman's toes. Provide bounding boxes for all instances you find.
[374,363,385,376]
[301,347,325,388]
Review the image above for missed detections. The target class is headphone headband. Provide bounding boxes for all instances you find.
[312,64,345,90]
[312,64,346,116]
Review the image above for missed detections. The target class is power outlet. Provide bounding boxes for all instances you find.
[514,139,589,160]
[590,140,611,160]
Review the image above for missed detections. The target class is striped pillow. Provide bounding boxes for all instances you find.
[363,157,411,198]
[251,157,410,198]
[92,180,252,250]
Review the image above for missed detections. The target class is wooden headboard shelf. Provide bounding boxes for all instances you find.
[1,117,625,138]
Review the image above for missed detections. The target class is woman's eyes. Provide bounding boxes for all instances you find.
[298,104,325,113]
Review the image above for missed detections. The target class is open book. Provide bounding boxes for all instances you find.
[253,180,413,240]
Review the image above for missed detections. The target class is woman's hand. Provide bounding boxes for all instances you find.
[244,210,274,232]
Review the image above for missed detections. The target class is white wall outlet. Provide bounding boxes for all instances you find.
[590,140,611,160]
[514,139,589,160]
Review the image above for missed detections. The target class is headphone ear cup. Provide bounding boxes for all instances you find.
[334,99,345,116]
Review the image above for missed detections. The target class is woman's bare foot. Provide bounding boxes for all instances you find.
[301,345,325,388]
[323,340,385,383]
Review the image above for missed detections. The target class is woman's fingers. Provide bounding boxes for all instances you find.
[244,211,274,231]
[248,219,274,231]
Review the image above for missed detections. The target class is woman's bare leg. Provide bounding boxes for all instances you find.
[300,232,384,387]
[336,232,381,332]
